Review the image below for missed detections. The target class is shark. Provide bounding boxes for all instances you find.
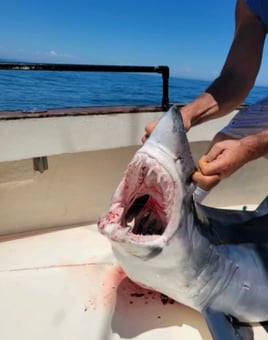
[98,105,268,340]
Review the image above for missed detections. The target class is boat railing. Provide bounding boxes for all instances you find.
[0,62,170,113]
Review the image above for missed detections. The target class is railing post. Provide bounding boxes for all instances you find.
[160,66,169,109]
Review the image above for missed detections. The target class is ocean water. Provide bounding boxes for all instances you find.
[0,69,267,111]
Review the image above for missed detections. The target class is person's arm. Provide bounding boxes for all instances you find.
[142,0,266,139]
[181,0,266,130]
[143,0,267,191]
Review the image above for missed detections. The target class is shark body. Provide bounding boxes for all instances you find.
[98,106,268,339]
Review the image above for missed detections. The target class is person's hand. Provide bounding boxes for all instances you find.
[192,164,220,191]
[141,110,191,143]
[141,115,221,191]
[142,118,253,191]
[141,120,158,143]
[198,138,251,180]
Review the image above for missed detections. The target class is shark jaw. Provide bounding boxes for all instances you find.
[98,150,182,249]
[98,106,196,257]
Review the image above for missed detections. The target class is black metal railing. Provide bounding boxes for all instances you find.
[0,63,170,109]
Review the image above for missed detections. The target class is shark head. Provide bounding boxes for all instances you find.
[98,106,196,259]
[98,106,268,337]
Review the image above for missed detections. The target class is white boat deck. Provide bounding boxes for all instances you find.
[1,222,267,340]
[1,107,267,339]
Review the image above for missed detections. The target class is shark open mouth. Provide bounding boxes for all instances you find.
[125,194,165,235]
[121,153,175,237]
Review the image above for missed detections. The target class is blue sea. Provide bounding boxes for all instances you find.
[0,69,267,111]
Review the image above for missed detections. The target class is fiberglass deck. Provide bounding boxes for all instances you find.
[0,222,267,340]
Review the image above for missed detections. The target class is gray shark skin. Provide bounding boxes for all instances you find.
[98,105,268,340]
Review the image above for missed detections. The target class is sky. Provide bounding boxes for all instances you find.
[1,0,268,85]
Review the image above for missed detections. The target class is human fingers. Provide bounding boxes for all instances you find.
[145,120,158,136]
[192,170,220,191]
[141,133,149,144]
[141,120,159,143]
[199,145,227,177]
[204,138,248,178]
[205,142,225,162]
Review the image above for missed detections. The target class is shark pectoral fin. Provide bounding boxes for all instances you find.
[202,307,253,340]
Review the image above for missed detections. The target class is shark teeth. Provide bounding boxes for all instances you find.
[122,153,175,237]
[127,217,135,232]
[127,209,164,235]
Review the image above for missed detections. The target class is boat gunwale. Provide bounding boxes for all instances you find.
[0,103,247,120]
